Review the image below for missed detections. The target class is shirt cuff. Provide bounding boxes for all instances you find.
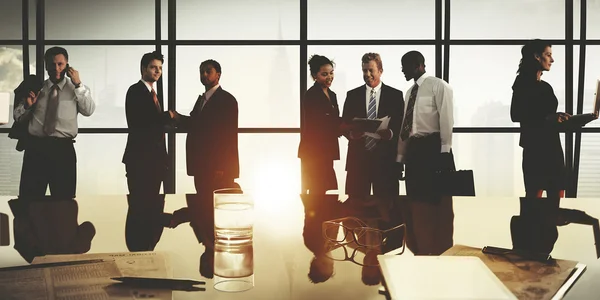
[396,154,404,163]
[441,145,452,153]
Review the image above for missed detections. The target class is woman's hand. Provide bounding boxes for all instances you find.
[557,112,571,123]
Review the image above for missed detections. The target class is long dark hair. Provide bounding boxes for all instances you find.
[517,39,552,79]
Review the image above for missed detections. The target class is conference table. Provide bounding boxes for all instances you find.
[0,194,599,299]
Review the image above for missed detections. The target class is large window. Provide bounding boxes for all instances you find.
[0,0,598,197]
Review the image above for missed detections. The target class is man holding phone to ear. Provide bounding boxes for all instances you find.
[13,46,95,198]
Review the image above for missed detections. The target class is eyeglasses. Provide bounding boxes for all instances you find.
[322,217,406,252]
[324,241,382,267]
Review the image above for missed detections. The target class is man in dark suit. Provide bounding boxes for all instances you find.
[342,53,404,199]
[175,59,239,198]
[122,51,175,195]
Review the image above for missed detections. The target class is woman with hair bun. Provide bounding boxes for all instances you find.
[298,55,351,194]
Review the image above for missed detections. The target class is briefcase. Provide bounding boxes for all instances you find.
[434,169,475,196]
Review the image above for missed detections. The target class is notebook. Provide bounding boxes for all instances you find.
[378,255,516,300]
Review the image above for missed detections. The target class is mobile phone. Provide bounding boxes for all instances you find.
[65,63,71,77]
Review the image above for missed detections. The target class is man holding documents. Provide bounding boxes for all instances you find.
[396,50,454,255]
[342,52,404,199]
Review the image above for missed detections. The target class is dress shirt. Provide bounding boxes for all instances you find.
[364,81,394,138]
[396,72,453,162]
[14,77,95,139]
[141,79,156,93]
[201,84,220,110]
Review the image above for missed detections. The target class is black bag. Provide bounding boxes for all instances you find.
[9,75,43,151]
[434,169,476,196]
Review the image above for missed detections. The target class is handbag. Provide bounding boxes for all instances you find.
[433,169,476,196]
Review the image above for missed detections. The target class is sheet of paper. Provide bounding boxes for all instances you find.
[33,251,172,278]
[0,92,10,125]
[443,244,583,300]
[378,255,516,300]
[363,116,391,139]
[0,260,122,300]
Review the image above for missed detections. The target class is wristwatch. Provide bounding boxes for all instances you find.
[74,82,82,88]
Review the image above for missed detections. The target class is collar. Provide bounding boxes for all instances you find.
[365,81,383,94]
[140,79,156,92]
[46,77,68,90]
[204,84,220,101]
[415,72,430,87]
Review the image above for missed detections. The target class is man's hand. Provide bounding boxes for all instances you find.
[376,129,392,140]
[215,171,224,178]
[24,91,40,108]
[67,66,82,86]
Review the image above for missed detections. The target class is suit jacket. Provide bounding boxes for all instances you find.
[298,82,341,162]
[179,86,239,179]
[122,80,171,169]
[342,83,404,172]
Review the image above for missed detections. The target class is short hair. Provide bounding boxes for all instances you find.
[518,39,552,75]
[200,59,222,74]
[361,52,383,71]
[308,54,335,78]
[401,51,425,67]
[140,51,164,75]
[44,47,69,65]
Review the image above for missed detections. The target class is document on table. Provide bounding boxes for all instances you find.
[32,251,172,278]
[0,260,122,299]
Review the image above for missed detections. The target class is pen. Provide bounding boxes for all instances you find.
[111,276,206,287]
[0,259,106,272]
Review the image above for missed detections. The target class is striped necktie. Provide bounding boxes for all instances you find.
[365,88,377,150]
[400,84,419,141]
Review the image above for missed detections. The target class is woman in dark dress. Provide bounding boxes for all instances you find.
[298,55,349,194]
[510,39,570,198]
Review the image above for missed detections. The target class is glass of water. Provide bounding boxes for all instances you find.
[214,188,254,244]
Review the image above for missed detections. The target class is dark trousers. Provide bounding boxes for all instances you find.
[194,174,236,201]
[404,133,444,200]
[126,163,166,196]
[345,151,398,198]
[19,137,76,198]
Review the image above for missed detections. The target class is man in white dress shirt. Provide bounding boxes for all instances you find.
[396,50,454,255]
[13,47,95,198]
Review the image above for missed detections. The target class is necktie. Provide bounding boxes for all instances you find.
[43,85,59,136]
[151,88,161,112]
[365,89,377,151]
[400,84,419,141]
